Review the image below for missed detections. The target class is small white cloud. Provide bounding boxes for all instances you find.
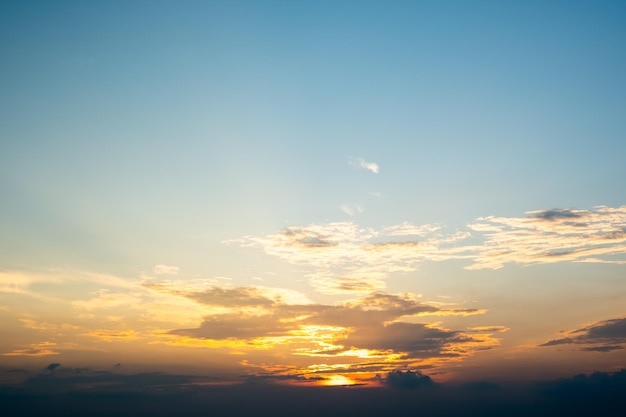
[348,157,379,174]
[340,204,364,216]
[153,265,179,275]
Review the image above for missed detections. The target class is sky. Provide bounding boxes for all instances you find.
[1,0,626,409]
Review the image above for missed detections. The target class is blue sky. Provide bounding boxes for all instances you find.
[1,0,626,386]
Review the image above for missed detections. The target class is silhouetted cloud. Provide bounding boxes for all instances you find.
[540,316,626,352]
[45,363,60,373]
[2,369,625,417]
[385,370,433,389]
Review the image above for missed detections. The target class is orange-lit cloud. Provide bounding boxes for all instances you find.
[1,342,60,357]
[166,288,501,380]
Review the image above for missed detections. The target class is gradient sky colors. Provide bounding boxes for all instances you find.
[1,0,626,393]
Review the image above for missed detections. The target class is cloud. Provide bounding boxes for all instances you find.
[167,288,500,379]
[153,265,179,275]
[340,203,364,216]
[348,157,379,174]
[1,342,60,357]
[228,222,469,294]
[229,205,626,277]
[540,316,626,352]
[384,369,433,389]
[45,363,61,372]
[466,205,626,269]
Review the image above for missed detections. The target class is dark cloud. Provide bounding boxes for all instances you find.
[282,228,338,248]
[530,209,584,221]
[244,373,324,384]
[580,345,623,352]
[45,363,60,373]
[343,322,464,358]
[171,313,293,339]
[540,317,626,352]
[144,285,277,307]
[2,369,625,417]
[385,370,433,389]
[461,380,501,391]
[187,287,277,307]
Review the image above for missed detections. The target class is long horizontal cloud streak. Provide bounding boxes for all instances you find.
[227,222,471,294]
[229,206,626,283]
[467,206,626,269]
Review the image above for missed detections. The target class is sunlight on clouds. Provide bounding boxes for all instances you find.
[1,341,60,357]
[323,374,356,386]
[467,205,626,269]
[83,329,140,342]
[229,221,469,294]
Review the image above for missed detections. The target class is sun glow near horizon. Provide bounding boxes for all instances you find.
[322,375,358,386]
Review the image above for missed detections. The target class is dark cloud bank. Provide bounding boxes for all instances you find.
[1,366,625,417]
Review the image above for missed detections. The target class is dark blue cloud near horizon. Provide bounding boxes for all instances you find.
[1,366,625,417]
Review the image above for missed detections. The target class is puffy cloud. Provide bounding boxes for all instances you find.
[540,316,626,352]
[384,369,433,389]
[167,288,500,379]
[348,156,379,174]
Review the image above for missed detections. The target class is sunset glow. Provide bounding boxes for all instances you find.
[1,1,625,416]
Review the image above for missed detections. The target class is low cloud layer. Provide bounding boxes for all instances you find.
[160,286,499,380]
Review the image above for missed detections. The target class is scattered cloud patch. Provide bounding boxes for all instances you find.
[1,342,60,357]
[228,222,469,294]
[467,205,626,269]
[340,203,364,216]
[348,156,379,174]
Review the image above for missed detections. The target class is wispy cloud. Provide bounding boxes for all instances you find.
[467,206,626,269]
[340,203,364,216]
[227,222,470,294]
[348,157,379,174]
[154,265,180,275]
[1,342,60,357]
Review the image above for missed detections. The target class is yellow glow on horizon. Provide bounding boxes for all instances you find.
[323,374,356,386]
